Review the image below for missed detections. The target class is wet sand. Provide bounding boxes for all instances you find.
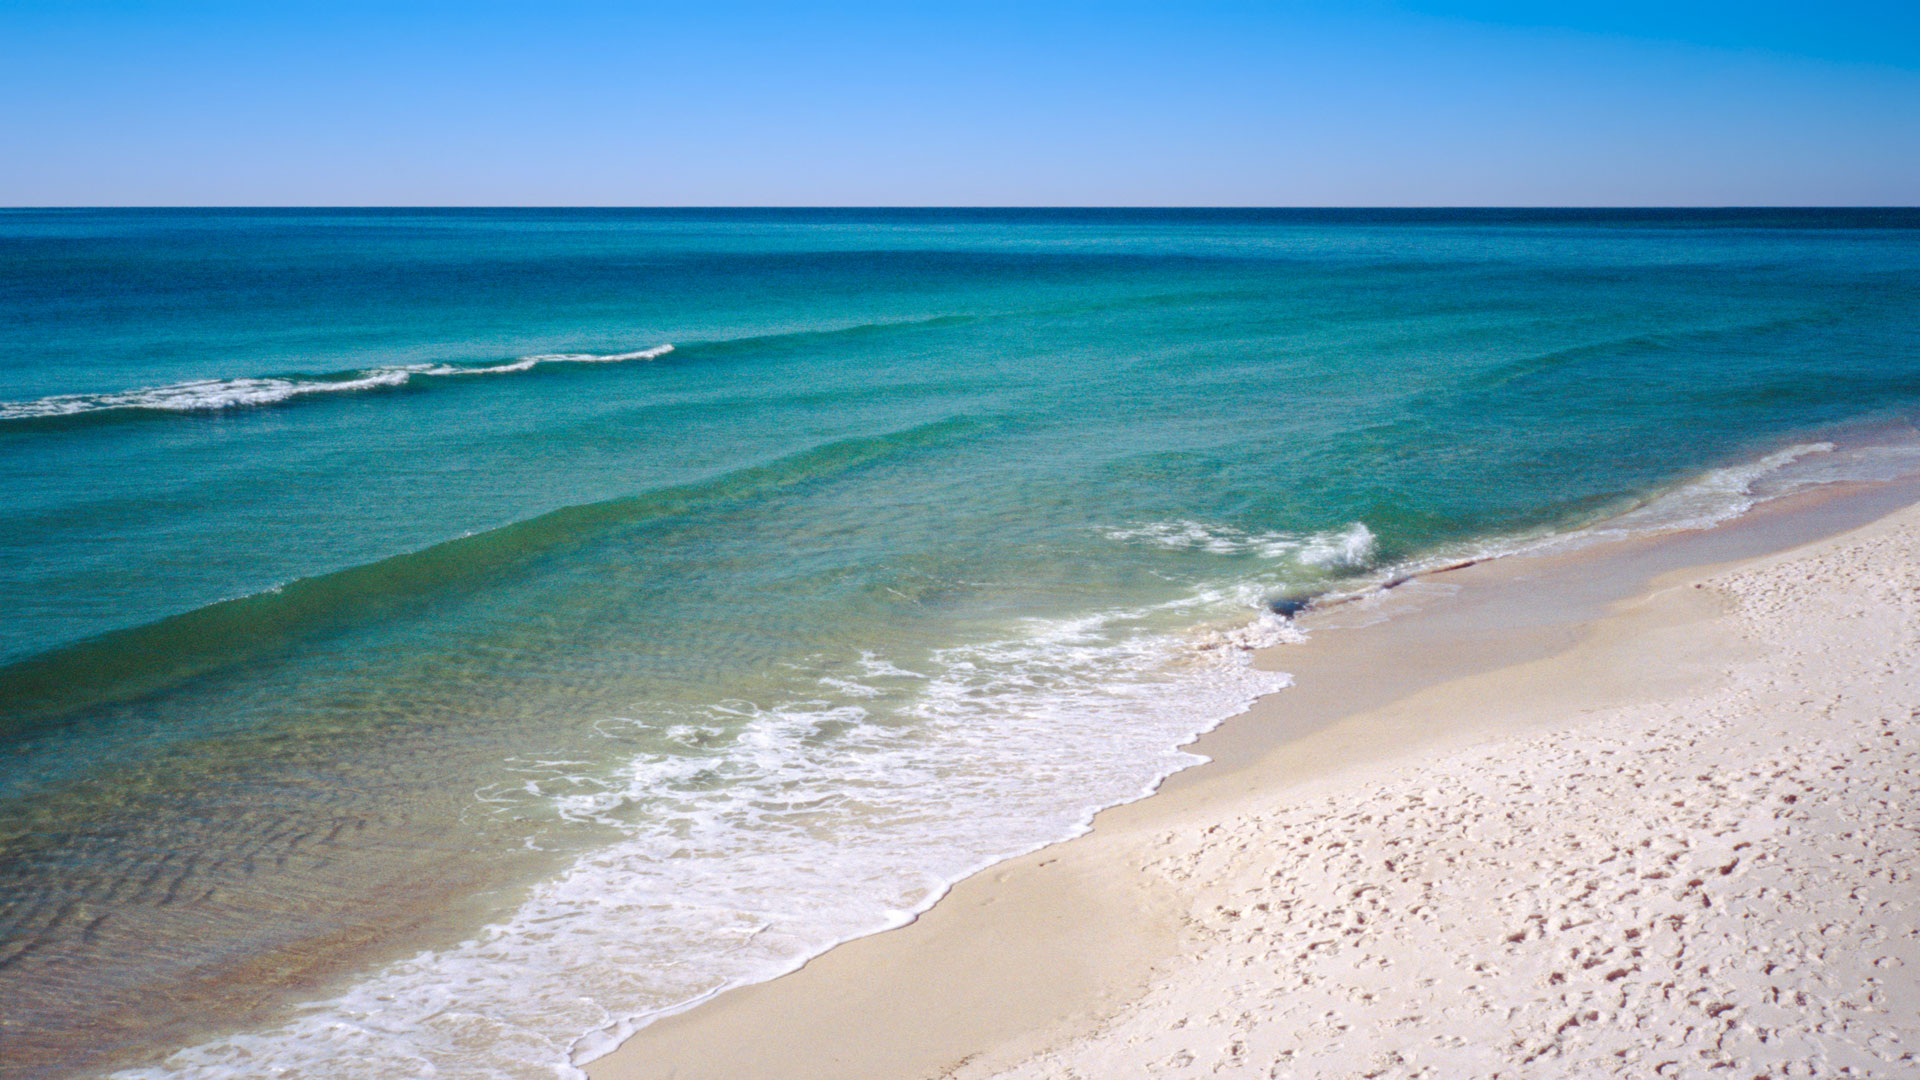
[589,477,1920,1080]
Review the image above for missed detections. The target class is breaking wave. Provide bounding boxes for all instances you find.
[1100,520,1378,569]
[0,345,674,422]
[111,595,1293,1080]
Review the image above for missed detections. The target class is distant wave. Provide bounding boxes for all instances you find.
[0,312,996,428]
[0,345,674,422]
[0,414,983,732]
[1460,309,1843,396]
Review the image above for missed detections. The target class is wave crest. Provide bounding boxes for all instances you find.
[1101,520,1377,569]
[0,345,674,421]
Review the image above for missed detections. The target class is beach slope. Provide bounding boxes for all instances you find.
[596,497,1920,1079]
[966,504,1920,1078]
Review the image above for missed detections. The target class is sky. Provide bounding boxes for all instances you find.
[1,1,1916,206]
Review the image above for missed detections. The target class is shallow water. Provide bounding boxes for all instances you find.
[1,208,1917,1078]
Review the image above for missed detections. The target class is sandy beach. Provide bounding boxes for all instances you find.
[8,8,1916,1077]
[592,483,1920,1080]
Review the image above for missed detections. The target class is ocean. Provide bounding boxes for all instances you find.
[2,208,1917,1079]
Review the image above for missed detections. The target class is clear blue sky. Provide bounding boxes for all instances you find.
[2,1,1915,206]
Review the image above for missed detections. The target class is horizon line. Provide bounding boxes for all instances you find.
[6,204,1919,212]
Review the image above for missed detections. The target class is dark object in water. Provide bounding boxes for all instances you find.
[1272,554,1486,621]
[1269,596,1313,618]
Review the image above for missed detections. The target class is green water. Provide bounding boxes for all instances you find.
[1,208,1916,1079]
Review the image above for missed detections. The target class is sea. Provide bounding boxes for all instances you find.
[2,208,1917,1079]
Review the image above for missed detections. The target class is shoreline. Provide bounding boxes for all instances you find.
[588,473,1920,1080]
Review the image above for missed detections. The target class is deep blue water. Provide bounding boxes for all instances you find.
[2,208,1916,1079]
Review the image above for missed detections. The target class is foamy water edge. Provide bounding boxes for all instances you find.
[110,434,1920,1080]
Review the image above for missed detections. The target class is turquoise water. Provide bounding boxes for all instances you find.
[2,209,1917,1078]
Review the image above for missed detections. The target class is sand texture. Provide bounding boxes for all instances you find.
[963,513,1920,1078]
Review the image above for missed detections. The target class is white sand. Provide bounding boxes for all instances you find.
[961,510,1920,1078]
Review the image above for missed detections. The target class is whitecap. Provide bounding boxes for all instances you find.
[0,345,674,420]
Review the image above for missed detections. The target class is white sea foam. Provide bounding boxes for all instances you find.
[1100,519,1376,568]
[1106,436,1920,622]
[114,591,1293,1080]
[1313,436,1920,612]
[1296,443,1849,605]
[0,345,674,420]
[1301,522,1377,568]
[1755,439,1920,488]
[1419,439,1874,573]
[519,347,677,364]
[1589,442,1836,535]
[1193,609,1307,651]
[109,435,1920,1080]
